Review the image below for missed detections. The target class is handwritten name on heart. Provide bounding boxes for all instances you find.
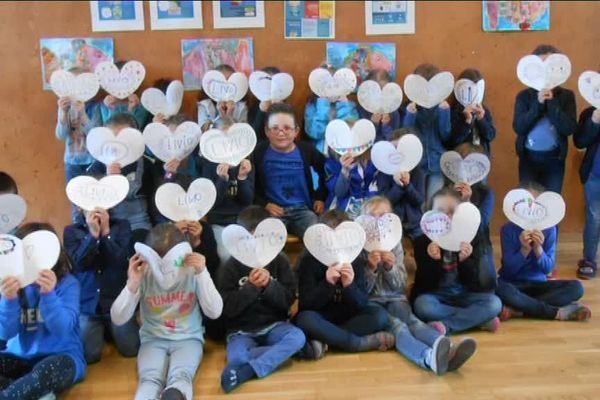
[454,79,485,107]
[95,61,146,99]
[155,179,216,222]
[357,80,403,114]
[303,221,366,266]
[0,194,27,234]
[222,218,287,268]
[141,80,184,116]
[308,68,357,102]
[50,70,100,102]
[420,202,481,252]
[404,72,454,109]
[517,54,571,91]
[87,127,145,167]
[440,151,490,185]
[355,213,403,252]
[200,123,257,166]
[249,71,294,102]
[578,71,600,109]
[325,119,376,156]
[371,133,423,175]
[503,189,565,231]
[66,175,129,211]
[143,122,201,163]
[201,70,248,102]
[135,242,192,290]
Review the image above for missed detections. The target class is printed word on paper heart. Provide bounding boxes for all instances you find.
[357,80,403,114]
[87,127,145,167]
[222,218,287,268]
[371,134,423,175]
[66,175,129,211]
[95,61,146,99]
[50,70,100,102]
[135,242,192,290]
[199,123,257,166]
[404,72,454,109]
[201,70,248,102]
[140,80,184,116]
[420,202,481,252]
[517,54,571,91]
[249,71,294,102]
[155,179,216,222]
[454,79,485,107]
[440,151,490,185]
[303,221,366,266]
[355,213,403,252]
[578,71,600,109]
[0,194,27,234]
[325,119,376,156]
[143,122,201,163]
[308,68,357,102]
[502,189,565,231]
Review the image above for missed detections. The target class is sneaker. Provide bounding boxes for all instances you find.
[297,340,327,360]
[556,303,592,321]
[499,306,524,321]
[428,321,447,336]
[220,363,256,393]
[429,336,451,375]
[577,259,597,280]
[480,317,501,333]
[161,387,185,400]
[447,338,477,372]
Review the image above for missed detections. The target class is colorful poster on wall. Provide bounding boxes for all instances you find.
[285,1,335,39]
[181,38,255,90]
[149,1,203,30]
[326,42,396,85]
[39,37,114,90]
[213,1,265,28]
[365,1,415,35]
[482,1,550,32]
[89,1,145,32]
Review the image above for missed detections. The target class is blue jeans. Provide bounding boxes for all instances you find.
[425,172,444,202]
[65,163,92,223]
[281,206,318,238]
[295,304,389,352]
[496,279,584,320]
[80,314,140,364]
[584,175,600,264]
[414,291,502,333]
[518,151,565,193]
[226,322,305,378]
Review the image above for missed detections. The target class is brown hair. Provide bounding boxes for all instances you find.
[414,63,440,80]
[319,209,350,229]
[145,223,186,257]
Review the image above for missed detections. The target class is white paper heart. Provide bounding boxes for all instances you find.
[249,71,294,102]
[357,80,403,114]
[95,61,146,100]
[66,175,129,211]
[517,54,571,91]
[135,242,192,290]
[201,70,248,102]
[0,194,27,234]
[303,221,366,266]
[454,79,485,107]
[155,178,217,222]
[87,127,145,167]
[143,122,201,163]
[199,123,257,166]
[325,119,376,156]
[440,151,490,185]
[140,80,184,116]
[355,213,403,252]
[50,70,100,102]
[420,202,481,252]
[371,133,423,175]
[404,72,455,109]
[578,71,600,109]
[502,189,565,231]
[222,218,287,268]
[308,68,357,102]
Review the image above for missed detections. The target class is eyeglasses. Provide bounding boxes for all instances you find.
[268,125,296,134]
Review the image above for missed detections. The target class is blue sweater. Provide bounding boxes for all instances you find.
[378,167,426,236]
[304,98,359,154]
[499,222,557,282]
[357,105,402,142]
[325,158,380,212]
[574,106,600,183]
[450,104,497,155]
[0,274,86,382]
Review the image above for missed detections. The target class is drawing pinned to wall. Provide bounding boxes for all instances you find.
[181,37,255,90]
[149,1,203,30]
[365,1,415,35]
[90,1,145,32]
[40,37,114,90]
[285,1,336,39]
[213,1,265,29]
[482,1,550,32]
[326,42,396,85]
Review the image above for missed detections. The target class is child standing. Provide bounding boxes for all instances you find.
[357,69,402,142]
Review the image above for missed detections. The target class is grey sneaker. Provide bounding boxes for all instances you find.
[448,337,477,372]
[429,336,451,375]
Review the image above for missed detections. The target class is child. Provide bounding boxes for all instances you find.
[513,44,577,194]
[111,223,223,400]
[249,66,283,142]
[361,197,476,374]
[411,188,501,334]
[253,103,326,238]
[450,68,496,155]
[357,69,402,142]
[403,63,452,200]
[497,182,591,321]
[295,210,394,358]
[218,206,305,392]
[198,64,248,131]
[64,206,139,364]
[574,105,600,279]
[0,223,86,399]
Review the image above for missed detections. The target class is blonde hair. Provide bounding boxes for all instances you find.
[361,196,392,215]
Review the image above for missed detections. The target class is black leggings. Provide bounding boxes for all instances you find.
[0,354,76,400]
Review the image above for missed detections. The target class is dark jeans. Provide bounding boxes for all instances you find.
[0,354,76,400]
[518,151,565,193]
[496,279,584,319]
[281,206,318,238]
[80,314,140,364]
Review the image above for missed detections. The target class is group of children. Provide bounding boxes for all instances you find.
[0,43,598,400]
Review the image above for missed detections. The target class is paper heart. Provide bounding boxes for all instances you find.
[578,71,600,109]
[95,61,146,99]
[249,71,294,102]
[155,178,216,222]
[371,133,423,175]
[325,119,376,156]
[357,80,403,114]
[308,68,357,101]
[517,54,571,91]
[140,80,184,116]
[143,122,201,163]
[502,189,565,231]
[440,151,490,185]
[199,123,257,166]
[135,242,192,290]
[303,221,366,266]
[404,72,454,109]
[454,79,485,107]
[66,175,129,211]
[0,194,27,234]
[87,127,145,167]
[222,218,287,268]
[355,213,403,252]
[50,70,100,102]
[420,202,481,252]
[201,70,248,102]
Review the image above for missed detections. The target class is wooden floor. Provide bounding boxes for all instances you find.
[64,235,600,400]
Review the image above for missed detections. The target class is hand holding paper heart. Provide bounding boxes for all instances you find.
[141,80,184,116]
[50,70,100,102]
[440,151,490,185]
[454,79,485,108]
[357,80,403,114]
[517,54,571,91]
[578,71,600,109]
[308,68,357,102]
[66,175,129,211]
[355,213,403,252]
[303,221,366,266]
[87,126,145,167]
[222,218,287,268]
[0,194,27,234]
[503,189,565,231]
[404,72,454,109]
[155,178,216,222]
[325,119,375,156]
[249,71,294,102]
[135,242,192,290]
[200,123,257,166]
[202,70,248,102]
[371,134,423,175]
[95,61,146,100]
[143,121,201,163]
[420,203,481,252]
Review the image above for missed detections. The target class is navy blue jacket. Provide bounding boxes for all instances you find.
[378,167,426,236]
[574,106,600,183]
[450,104,497,154]
[357,106,403,142]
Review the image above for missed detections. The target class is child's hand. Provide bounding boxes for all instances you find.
[427,242,442,260]
[313,201,325,215]
[58,97,71,111]
[217,101,228,116]
[265,203,285,217]
[107,163,121,175]
[37,270,57,294]
[127,94,140,112]
[531,230,545,247]
[399,171,410,186]
[371,113,383,124]
[0,276,21,300]
[537,89,553,104]
[381,113,391,125]
[259,100,272,112]
[367,251,381,271]
[407,102,417,114]
[86,211,101,239]
[325,266,342,285]
[592,109,600,124]
[458,242,473,262]
[238,159,252,181]
[249,268,270,288]
[463,106,474,124]
[72,101,85,114]
[216,163,230,181]
[186,221,203,248]
[96,208,111,236]
[381,251,396,270]
[474,104,486,120]
[455,182,472,201]
[152,113,168,123]
[225,101,236,116]
[185,253,206,274]
[340,154,355,176]
[104,95,118,110]
[439,101,450,109]
[339,264,355,288]
[163,159,181,173]
[127,254,147,292]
